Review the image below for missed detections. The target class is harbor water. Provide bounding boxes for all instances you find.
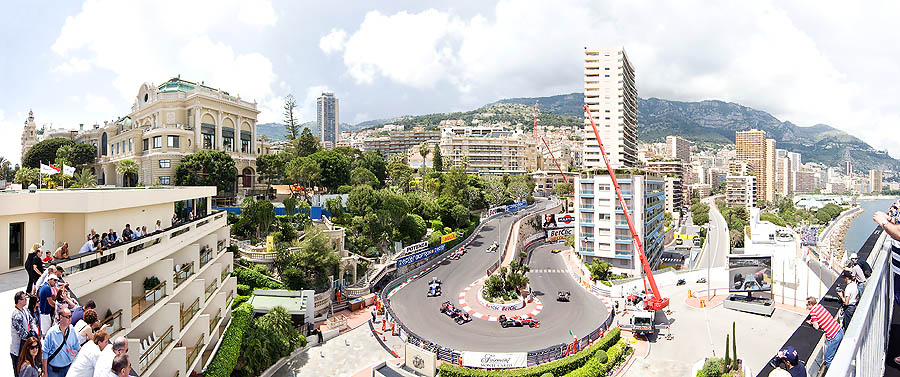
[842,198,899,253]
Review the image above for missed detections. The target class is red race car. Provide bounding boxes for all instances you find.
[440,301,472,325]
[497,315,540,328]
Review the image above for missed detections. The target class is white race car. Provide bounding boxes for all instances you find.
[487,242,499,253]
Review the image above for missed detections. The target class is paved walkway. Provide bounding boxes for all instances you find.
[272,321,401,377]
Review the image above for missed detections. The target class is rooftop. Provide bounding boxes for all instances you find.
[0,186,216,215]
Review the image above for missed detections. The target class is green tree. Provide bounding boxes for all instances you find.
[324,197,345,219]
[418,142,431,171]
[174,150,238,193]
[692,211,709,226]
[14,167,39,186]
[508,181,532,200]
[283,196,298,215]
[387,162,413,191]
[346,184,377,214]
[588,259,612,282]
[432,144,443,172]
[0,158,16,181]
[353,151,387,186]
[23,138,75,168]
[55,143,96,168]
[72,169,97,188]
[309,150,351,190]
[350,167,378,187]
[241,197,276,239]
[377,189,410,227]
[554,182,574,196]
[450,204,470,228]
[115,159,140,187]
[283,94,300,140]
[256,153,290,185]
[294,128,321,157]
[285,156,322,189]
[483,180,508,207]
[398,213,427,243]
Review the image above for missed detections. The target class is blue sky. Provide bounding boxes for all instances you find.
[2,0,899,165]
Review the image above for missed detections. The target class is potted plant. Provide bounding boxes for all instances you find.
[144,276,162,301]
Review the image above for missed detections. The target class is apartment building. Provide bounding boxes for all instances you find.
[574,173,665,275]
[844,160,853,176]
[666,136,691,163]
[691,183,712,199]
[317,93,340,149]
[775,156,793,197]
[664,176,683,213]
[795,171,817,193]
[735,130,774,203]
[360,129,441,160]
[531,171,578,196]
[439,128,540,173]
[21,78,271,196]
[1,186,235,377]
[870,169,883,193]
[644,159,688,210]
[583,47,637,170]
[726,175,757,209]
[765,139,776,202]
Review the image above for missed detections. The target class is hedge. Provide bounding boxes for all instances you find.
[231,295,250,309]
[234,265,285,290]
[237,284,252,296]
[563,338,627,377]
[205,302,253,377]
[439,328,621,377]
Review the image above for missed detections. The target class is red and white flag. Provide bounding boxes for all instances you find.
[40,163,60,175]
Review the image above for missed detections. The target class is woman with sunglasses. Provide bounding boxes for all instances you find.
[16,336,41,377]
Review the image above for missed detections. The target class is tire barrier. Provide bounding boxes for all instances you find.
[378,198,619,369]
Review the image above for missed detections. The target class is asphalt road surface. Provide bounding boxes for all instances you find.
[388,200,610,352]
[695,196,730,270]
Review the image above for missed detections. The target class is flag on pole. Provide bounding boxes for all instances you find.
[40,163,60,175]
[62,164,75,177]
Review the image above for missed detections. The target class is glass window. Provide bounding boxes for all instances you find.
[241,139,250,153]
[202,133,214,149]
[159,160,170,168]
[223,135,234,152]
[143,139,149,151]
[168,135,179,148]
[159,176,170,185]
[129,138,133,152]
[153,136,162,148]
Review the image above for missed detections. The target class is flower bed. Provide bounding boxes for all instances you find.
[478,287,526,311]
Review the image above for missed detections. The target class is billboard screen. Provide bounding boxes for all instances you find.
[543,213,575,229]
[728,255,773,292]
[546,228,573,242]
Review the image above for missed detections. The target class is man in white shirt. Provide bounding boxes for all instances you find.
[107,354,130,377]
[838,270,859,329]
[93,337,127,377]
[66,330,108,377]
[79,235,100,254]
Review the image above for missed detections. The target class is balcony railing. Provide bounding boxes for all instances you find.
[139,325,173,373]
[217,239,226,253]
[238,248,276,263]
[210,308,222,334]
[186,335,204,370]
[200,248,213,269]
[226,290,234,306]
[180,297,200,329]
[205,279,218,301]
[221,267,230,283]
[174,263,194,287]
[132,281,167,320]
[99,309,123,337]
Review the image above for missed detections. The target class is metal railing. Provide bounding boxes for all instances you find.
[186,335,204,370]
[205,279,218,301]
[139,325,174,373]
[824,231,891,377]
[174,263,194,287]
[133,281,167,319]
[180,297,200,329]
[99,309,123,337]
[210,308,222,334]
[221,266,230,283]
[200,247,213,268]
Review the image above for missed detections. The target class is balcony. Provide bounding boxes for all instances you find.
[133,281,167,320]
[205,279,218,302]
[99,309,124,337]
[580,204,594,209]
[209,308,222,334]
[615,221,629,229]
[138,325,174,374]
[199,247,213,269]
[174,263,194,288]
[185,335,204,370]
[238,247,276,264]
[221,266,230,283]
[179,297,200,329]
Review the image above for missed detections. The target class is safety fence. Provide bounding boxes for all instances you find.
[379,198,619,368]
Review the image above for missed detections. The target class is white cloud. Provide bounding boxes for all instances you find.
[0,109,24,165]
[51,0,280,120]
[299,85,331,122]
[319,28,347,54]
[325,0,900,159]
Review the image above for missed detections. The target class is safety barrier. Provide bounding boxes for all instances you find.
[379,198,618,368]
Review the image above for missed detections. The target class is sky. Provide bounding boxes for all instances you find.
[1,0,898,165]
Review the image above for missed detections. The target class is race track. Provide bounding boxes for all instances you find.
[388,200,610,352]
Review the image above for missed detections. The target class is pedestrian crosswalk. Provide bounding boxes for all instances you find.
[528,269,567,274]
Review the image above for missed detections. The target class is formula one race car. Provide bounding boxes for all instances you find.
[487,242,499,253]
[557,291,571,302]
[427,277,442,297]
[551,248,562,254]
[497,315,540,328]
[440,301,472,325]
[448,248,466,260]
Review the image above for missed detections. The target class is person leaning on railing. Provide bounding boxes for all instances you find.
[873,206,900,365]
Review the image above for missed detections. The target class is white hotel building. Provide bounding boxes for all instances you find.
[574,174,666,275]
[583,47,638,170]
[0,187,235,377]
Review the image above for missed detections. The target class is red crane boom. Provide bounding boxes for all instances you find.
[583,104,668,311]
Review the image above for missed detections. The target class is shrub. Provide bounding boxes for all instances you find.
[231,295,250,309]
[234,266,285,290]
[701,358,724,377]
[143,276,161,291]
[205,302,253,377]
[540,373,554,377]
[237,284,252,296]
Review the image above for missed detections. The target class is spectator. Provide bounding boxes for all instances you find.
[74,309,105,346]
[141,226,148,238]
[54,289,77,324]
[873,209,900,364]
[843,253,869,295]
[66,329,108,377]
[106,229,119,246]
[15,336,41,377]
[768,346,806,377]
[11,291,37,376]
[38,274,58,334]
[35,266,55,295]
[121,225,133,242]
[71,300,95,325]
[768,369,792,377]
[79,235,100,255]
[837,270,859,329]
[93,337,126,377]
[108,354,130,377]
[806,297,843,368]
[52,243,69,261]
[25,245,44,295]
[155,220,162,232]
[86,229,97,241]
[41,307,80,377]
[171,213,178,226]
[26,295,41,339]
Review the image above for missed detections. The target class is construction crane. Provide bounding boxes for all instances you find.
[533,104,569,184]
[583,104,669,312]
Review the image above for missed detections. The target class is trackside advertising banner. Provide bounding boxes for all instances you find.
[402,241,428,254]
[440,232,457,243]
[542,213,575,229]
[546,228,573,242]
[396,243,446,268]
[488,206,506,217]
[506,201,527,212]
[462,351,528,369]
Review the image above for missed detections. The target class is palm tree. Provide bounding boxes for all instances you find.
[72,169,97,188]
[116,159,139,187]
[418,142,430,171]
